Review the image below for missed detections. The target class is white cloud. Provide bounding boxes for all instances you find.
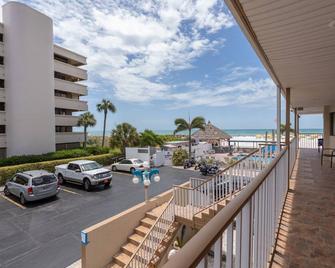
[9,0,234,104]
[168,76,276,109]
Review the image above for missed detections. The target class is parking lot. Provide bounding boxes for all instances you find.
[0,166,202,268]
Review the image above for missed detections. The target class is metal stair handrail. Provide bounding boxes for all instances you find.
[173,144,279,220]
[125,197,175,268]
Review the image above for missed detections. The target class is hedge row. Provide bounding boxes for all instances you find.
[0,153,123,186]
[0,147,112,167]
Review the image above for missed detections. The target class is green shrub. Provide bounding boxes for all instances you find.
[172,148,188,166]
[0,147,111,167]
[0,153,123,186]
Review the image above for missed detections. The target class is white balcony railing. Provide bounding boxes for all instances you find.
[54,60,87,80]
[54,96,88,111]
[54,78,87,96]
[54,44,87,66]
[298,132,322,149]
[55,132,84,144]
[163,138,298,268]
[173,146,279,221]
[55,114,80,126]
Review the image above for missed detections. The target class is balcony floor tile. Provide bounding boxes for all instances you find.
[271,149,335,268]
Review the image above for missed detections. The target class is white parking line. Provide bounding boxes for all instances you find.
[61,188,81,195]
[0,194,26,209]
[111,171,132,177]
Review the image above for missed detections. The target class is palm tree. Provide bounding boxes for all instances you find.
[78,112,96,148]
[174,116,206,160]
[97,99,116,147]
[110,123,139,153]
[280,123,294,134]
[139,129,164,147]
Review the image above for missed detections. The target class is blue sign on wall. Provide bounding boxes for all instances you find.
[81,231,89,245]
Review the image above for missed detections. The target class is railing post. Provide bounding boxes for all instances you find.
[277,86,281,149]
[196,256,207,268]
[213,235,222,268]
[285,87,291,184]
[241,199,252,268]
[226,223,234,268]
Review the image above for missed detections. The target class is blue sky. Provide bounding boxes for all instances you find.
[5,0,323,132]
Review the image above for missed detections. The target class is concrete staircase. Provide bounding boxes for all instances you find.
[148,221,180,267]
[109,204,176,268]
[193,199,231,229]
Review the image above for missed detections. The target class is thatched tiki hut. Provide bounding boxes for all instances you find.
[192,121,232,147]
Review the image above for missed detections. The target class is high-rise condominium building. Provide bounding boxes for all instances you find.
[1,2,88,157]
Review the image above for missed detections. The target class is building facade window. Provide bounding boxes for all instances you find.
[0,102,5,111]
[54,71,79,82]
[0,56,3,65]
[0,79,4,88]
[0,33,3,42]
[54,54,69,64]
[56,126,72,132]
[55,108,72,115]
[0,125,5,134]
[55,89,73,99]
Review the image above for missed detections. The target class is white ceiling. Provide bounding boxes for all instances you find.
[226,0,335,113]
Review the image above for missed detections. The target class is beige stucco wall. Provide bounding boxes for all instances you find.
[323,105,335,148]
[81,182,189,268]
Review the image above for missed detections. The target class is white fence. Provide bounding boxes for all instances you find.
[173,145,279,221]
[298,132,322,149]
[163,138,297,268]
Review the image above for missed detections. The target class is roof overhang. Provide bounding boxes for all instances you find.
[225,0,335,114]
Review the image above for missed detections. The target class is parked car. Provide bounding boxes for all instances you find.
[55,160,112,191]
[4,170,60,205]
[111,158,149,173]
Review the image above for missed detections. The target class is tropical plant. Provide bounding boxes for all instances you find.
[78,112,96,148]
[139,130,164,147]
[174,116,206,160]
[160,134,187,142]
[97,99,116,147]
[172,148,188,166]
[110,123,139,153]
[280,123,294,134]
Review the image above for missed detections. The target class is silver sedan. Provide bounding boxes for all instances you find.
[4,170,60,205]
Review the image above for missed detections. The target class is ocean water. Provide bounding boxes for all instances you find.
[89,128,323,137]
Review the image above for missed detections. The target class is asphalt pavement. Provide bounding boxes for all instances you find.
[0,166,202,268]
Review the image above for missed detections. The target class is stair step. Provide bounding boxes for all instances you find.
[140,217,155,228]
[121,242,138,256]
[109,262,123,268]
[145,211,158,220]
[128,233,144,246]
[113,252,130,267]
[135,225,151,236]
